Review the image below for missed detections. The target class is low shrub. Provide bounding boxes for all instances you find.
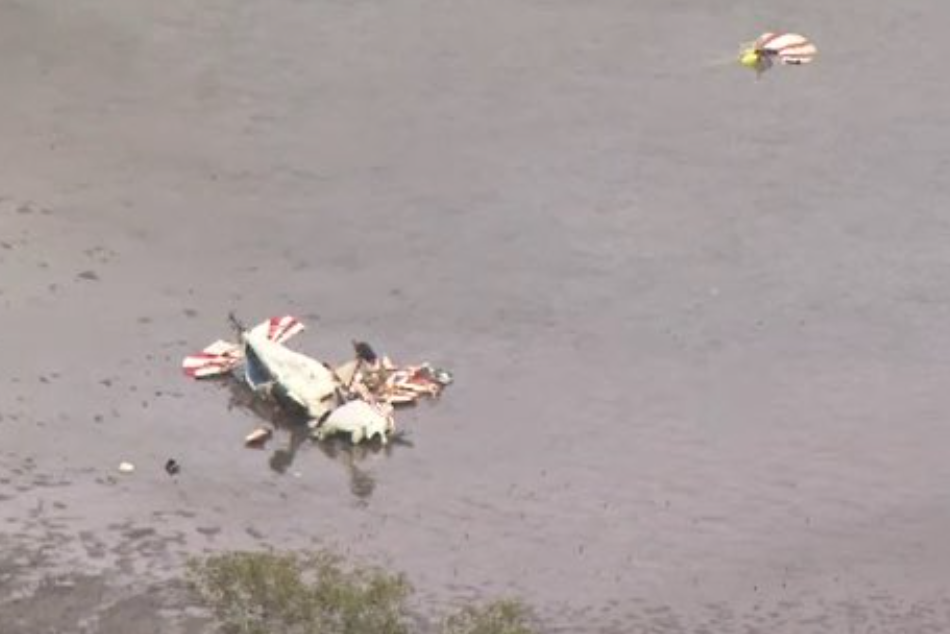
[441,599,537,634]
[187,550,412,634]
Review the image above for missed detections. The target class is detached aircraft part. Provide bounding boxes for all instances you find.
[739,32,817,76]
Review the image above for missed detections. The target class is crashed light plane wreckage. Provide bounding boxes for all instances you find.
[181,315,452,445]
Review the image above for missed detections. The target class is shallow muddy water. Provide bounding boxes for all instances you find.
[3,0,950,631]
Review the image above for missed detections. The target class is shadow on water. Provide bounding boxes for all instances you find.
[213,376,412,501]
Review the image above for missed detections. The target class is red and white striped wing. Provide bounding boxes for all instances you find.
[250,315,305,344]
[182,340,244,378]
[755,32,817,65]
[182,316,303,379]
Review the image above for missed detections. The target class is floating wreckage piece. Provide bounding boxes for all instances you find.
[244,426,273,448]
[181,339,244,378]
[355,360,453,405]
[340,340,453,406]
[182,315,452,445]
[310,399,394,445]
[118,461,135,474]
[739,31,817,77]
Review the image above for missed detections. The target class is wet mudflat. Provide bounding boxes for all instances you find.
[3,0,950,631]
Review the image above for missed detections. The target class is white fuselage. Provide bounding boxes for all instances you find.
[242,328,341,421]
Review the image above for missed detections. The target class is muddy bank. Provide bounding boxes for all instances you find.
[4,0,950,631]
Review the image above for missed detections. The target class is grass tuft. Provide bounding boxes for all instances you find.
[442,599,538,634]
[187,550,412,634]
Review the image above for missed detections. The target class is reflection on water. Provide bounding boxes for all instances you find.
[314,432,414,500]
[216,376,410,501]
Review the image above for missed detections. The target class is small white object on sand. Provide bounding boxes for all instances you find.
[244,427,273,447]
[118,461,135,474]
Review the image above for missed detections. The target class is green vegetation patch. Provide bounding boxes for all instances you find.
[187,549,538,634]
[187,550,412,634]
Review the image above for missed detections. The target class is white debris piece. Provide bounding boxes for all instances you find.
[244,427,273,447]
[311,399,395,445]
[242,325,341,421]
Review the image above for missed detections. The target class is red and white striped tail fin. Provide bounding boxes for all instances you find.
[182,339,244,378]
[249,315,305,344]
